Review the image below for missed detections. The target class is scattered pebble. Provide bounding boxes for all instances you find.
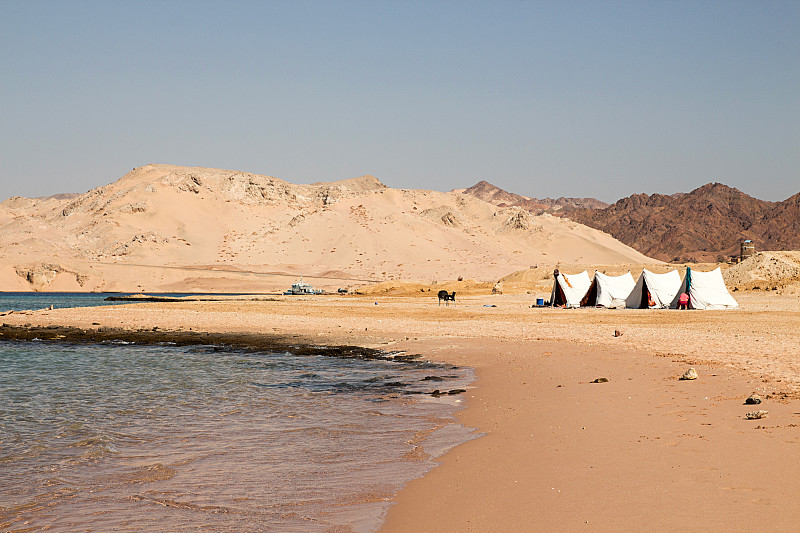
[613,329,622,337]
[590,377,609,383]
[746,410,768,420]
[679,368,698,380]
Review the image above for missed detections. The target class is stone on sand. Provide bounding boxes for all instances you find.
[745,393,762,405]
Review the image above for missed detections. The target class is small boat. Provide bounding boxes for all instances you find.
[284,277,321,295]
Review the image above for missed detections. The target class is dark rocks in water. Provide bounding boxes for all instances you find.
[0,324,390,360]
[745,393,762,405]
[383,382,406,387]
[391,353,423,362]
[422,376,445,382]
[430,389,465,397]
[591,377,609,383]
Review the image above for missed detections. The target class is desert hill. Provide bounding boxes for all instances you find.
[562,183,800,262]
[723,251,800,294]
[0,164,656,292]
[461,180,609,213]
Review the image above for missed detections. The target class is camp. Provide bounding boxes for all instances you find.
[583,271,636,308]
[685,267,738,309]
[550,270,591,308]
[626,269,684,309]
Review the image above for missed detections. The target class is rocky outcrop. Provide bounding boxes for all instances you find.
[14,263,88,291]
[421,206,465,228]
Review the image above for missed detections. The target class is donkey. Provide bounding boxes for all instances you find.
[437,290,456,306]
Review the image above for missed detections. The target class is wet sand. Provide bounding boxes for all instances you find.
[2,292,799,531]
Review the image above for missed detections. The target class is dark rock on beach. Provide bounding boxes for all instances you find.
[745,393,762,405]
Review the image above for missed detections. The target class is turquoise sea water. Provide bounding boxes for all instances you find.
[0,299,476,532]
[0,292,126,311]
[0,292,252,312]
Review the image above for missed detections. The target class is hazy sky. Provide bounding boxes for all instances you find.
[2,1,798,203]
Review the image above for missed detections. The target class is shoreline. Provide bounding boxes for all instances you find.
[2,293,799,530]
[380,338,800,531]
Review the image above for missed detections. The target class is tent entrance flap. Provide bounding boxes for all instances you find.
[580,277,599,307]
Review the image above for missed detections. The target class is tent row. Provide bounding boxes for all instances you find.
[549,267,738,310]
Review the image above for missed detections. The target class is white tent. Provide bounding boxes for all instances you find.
[687,267,738,309]
[626,269,684,309]
[550,270,592,308]
[591,271,636,308]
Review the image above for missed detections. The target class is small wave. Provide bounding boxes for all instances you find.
[119,463,177,483]
[130,494,232,514]
[70,435,109,448]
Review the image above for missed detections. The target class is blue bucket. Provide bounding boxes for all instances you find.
[536,298,544,306]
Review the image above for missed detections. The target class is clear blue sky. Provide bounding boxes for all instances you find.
[2,1,798,202]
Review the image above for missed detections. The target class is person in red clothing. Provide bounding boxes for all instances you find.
[678,292,689,310]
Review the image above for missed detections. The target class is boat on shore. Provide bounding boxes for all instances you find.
[284,277,323,295]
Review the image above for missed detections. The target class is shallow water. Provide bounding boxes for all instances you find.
[0,341,475,532]
[0,292,252,312]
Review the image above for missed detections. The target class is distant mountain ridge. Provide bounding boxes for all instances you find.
[462,180,800,263]
[462,181,608,212]
[562,183,800,262]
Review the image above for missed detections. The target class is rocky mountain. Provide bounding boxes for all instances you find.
[0,164,655,292]
[461,181,608,213]
[752,192,800,250]
[562,183,800,262]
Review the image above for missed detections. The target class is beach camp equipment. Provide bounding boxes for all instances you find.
[626,269,684,309]
[583,271,636,308]
[550,270,592,308]
[685,267,738,309]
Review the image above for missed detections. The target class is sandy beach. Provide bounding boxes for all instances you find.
[2,291,799,531]
[5,2,800,530]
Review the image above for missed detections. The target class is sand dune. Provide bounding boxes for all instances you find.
[0,164,657,292]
